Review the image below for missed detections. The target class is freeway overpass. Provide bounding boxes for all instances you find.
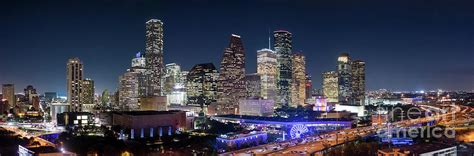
[220,104,462,155]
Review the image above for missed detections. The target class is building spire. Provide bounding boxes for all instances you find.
[268,28,271,49]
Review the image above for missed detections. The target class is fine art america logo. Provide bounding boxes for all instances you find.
[375,104,459,139]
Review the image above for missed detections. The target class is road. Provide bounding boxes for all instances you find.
[221,104,465,156]
[0,123,58,147]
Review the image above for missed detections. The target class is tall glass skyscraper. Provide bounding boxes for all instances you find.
[352,60,366,105]
[337,53,352,104]
[119,52,149,111]
[274,30,293,106]
[322,71,338,103]
[2,84,15,109]
[163,63,182,95]
[217,34,246,114]
[257,48,277,101]
[291,53,306,106]
[67,57,83,112]
[186,63,219,106]
[81,78,94,105]
[145,19,164,96]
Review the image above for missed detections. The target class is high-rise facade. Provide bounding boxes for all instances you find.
[24,85,38,104]
[305,74,313,99]
[352,60,366,105]
[291,53,306,106]
[164,63,187,105]
[145,19,164,96]
[131,52,149,98]
[119,71,139,110]
[244,73,261,98]
[186,63,219,106]
[217,34,246,114]
[2,84,15,108]
[274,30,293,106]
[163,63,182,95]
[323,71,339,103]
[81,78,94,105]
[257,48,277,102]
[337,53,352,104]
[119,52,149,111]
[67,58,83,112]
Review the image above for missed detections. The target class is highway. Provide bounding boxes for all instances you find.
[221,104,466,156]
[0,123,59,147]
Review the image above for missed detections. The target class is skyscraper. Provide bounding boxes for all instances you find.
[164,63,187,105]
[119,71,140,110]
[352,60,366,105]
[145,19,164,96]
[131,52,149,98]
[186,63,219,106]
[24,85,37,104]
[2,84,15,109]
[163,63,182,95]
[305,74,313,99]
[119,52,149,111]
[337,53,352,104]
[323,71,339,103]
[257,48,277,101]
[291,53,306,106]
[244,73,261,98]
[217,34,246,114]
[81,78,94,105]
[67,58,83,112]
[274,30,293,106]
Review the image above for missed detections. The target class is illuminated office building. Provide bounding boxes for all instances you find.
[274,30,292,106]
[323,71,338,103]
[163,63,187,105]
[244,73,261,98]
[2,84,15,108]
[186,63,219,106]
[305,74,313,99]
[291,53,306,106]
[163,63,182,95]
[119,71,139,111]
[337,53,352,104]
[119,52,149,111]
[217,34,246,114]
[145,19,164,96]
[81,78,95,105]
[352,60,366,105]
[67,57,83,112]
[257,48,277,102]
[24,85,38,104]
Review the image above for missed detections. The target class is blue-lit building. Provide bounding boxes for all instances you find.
[211,115,353,140]
[216,131,267,149]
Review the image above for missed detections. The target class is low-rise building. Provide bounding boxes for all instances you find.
[112,110,187,139]
[238,98,274,116]
[56,112,94,128]
[140,96,167,111]
[18,145,76,156]
[216,131,267,150]
[50,102,69,122]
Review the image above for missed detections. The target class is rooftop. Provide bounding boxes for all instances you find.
[274,30,291,34]
[113,110,183,116]
[213,114,352,123]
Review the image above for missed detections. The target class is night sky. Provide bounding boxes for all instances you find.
[1,0,473,95]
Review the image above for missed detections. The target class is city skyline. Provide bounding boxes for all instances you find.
[1,0,474,95]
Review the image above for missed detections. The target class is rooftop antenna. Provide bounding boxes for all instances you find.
[268,28,271,50]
